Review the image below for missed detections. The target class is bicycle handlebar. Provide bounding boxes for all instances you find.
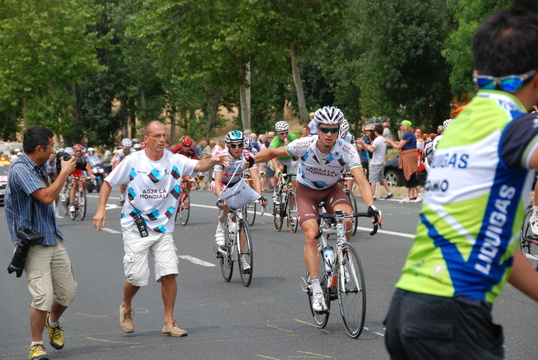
[315,212,379,239]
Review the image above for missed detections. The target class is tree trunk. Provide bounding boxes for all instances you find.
[289,43,308,123]
[239,62,251,130]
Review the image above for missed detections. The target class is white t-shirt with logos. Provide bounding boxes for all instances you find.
[105,150,197,233]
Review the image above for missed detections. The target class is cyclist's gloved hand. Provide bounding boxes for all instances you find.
[216,198,224,207]
[246,156,255,169]
[259,196,267,206]
[275,169,282,176]
[368,205,381,217]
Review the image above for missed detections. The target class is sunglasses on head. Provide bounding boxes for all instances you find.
[473,70,536,93]
[229,143,244,149]
[318,126,340,134]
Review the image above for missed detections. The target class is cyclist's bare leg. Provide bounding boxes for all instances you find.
[334,203,354,240]
[302,219,321,280]
[69,179,77,203]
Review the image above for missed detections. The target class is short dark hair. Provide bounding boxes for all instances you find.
[374,125,383,135]
[23,126,54,154]
[473,8,538,76]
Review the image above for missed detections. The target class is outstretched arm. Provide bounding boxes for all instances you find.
[253,147,289,164]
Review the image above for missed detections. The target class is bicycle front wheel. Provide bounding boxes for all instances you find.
[521,210,538,270]
[219,223,234,282]
[347,191,359,236]
[337,243,366,338]
[179,192,190,226]
[307,251,331,328]
[78,189,87,221]
[237,219,253,287]
[272,197,284,232]
[245,201,256,227]
[287,192,298,233]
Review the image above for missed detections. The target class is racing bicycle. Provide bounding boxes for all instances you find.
[301,203,378,338]
[215,207,254,287]
[272,172,298,233]
[341,172,359,236]
[175,176,194,226]
[521,205,538,270]
[67,175,87,221]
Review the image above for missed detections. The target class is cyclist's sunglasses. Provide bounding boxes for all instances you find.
[229,143,243,149]
[278,132,288,136]
[473,70,536,92]
[318,126,340,134]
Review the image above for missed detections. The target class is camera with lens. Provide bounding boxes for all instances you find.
[55,151,87,173]
[7,227,45,278]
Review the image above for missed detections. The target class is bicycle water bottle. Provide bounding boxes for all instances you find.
[323,246,335,272]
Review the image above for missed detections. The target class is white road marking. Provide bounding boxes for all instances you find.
[102,227,121,234]
[178,255,216,267]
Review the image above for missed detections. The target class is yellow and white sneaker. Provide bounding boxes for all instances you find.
[29,342,48,360]
[46,313,64,350]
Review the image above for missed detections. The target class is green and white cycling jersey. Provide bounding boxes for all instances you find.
[396,90,538,304]
[269,133,298,161]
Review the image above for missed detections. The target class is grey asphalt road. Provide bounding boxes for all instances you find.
[1,188,536,360]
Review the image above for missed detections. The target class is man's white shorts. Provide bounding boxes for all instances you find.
[122,226,179,286]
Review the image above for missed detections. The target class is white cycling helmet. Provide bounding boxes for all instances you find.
[339,119,350,138]
[87,147,95,154]
[314,106,344,125]
[64,147,74,155]
[121,138,132,148]
[275,121,290,132]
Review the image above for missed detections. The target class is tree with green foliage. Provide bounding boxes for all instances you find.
[0,0,105,136]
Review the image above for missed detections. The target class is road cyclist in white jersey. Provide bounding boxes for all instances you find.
[250,106,382,312]
[212,130,267,271]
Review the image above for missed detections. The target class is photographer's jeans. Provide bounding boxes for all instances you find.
[24,238,77,311]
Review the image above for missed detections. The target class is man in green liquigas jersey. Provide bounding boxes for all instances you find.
[269,121,297,203]
[384,8,538,360]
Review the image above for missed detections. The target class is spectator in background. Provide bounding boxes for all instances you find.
[383,122,393,141]
[357,125,393,200]
[385,120,422,203]
[192,138,203,159]
[301,125,312,138]
[356,124,375,179]
[201,138,212,190]
[307,112,318,135]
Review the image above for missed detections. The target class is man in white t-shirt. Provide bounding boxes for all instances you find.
[357,124,393,199]
[93,120,228,338]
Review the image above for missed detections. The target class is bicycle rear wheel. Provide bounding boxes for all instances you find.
[272,195,284,232]
[521,210,538,270]
[307,251,331,328]
[287,192,298,233]
[337,243,366,338]
[347,191,359,236]
[245,201,256,227]
[237,219,253,287]
[179,192,190,226]
[219,223,234,282]
[78,189,87,221]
